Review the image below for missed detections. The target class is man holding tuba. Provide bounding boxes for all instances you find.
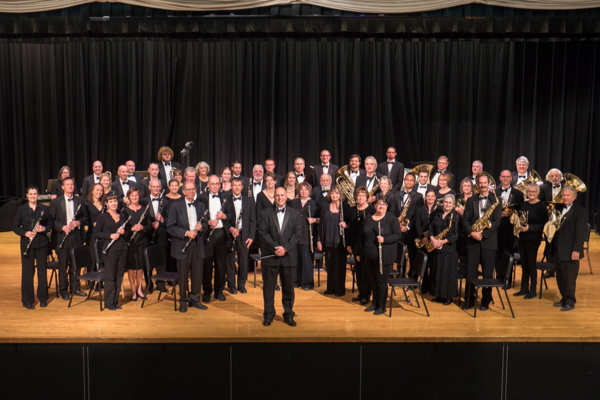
[548,187,588,312]
[539,168,566,203]
[461,173,502,310]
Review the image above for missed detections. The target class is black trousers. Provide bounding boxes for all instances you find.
[365,257,392,311]
[227,231,250,290]
[518,239,541,294]
[325,243,347,296]
[21,246,48,304]
[104,243,127,308]
[177,240,204,305]
[496,218,516,279]
[202,229,227,296]
[263,262,295,321]
[466,245,496,307]
[354,256,371,301]
[296,244,314,289]
[553,257,579,307]
[57,235,82,296]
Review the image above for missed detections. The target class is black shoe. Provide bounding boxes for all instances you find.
[553,301,564,307]
[323,290,334,295]
[373,309,385,315]
[432,297,444,303]
[543,271,555,278]
[461,303,474,310]
[217,293,226,301]
[40,301,47,308]
[561,304,575,311]
[302,286,312,291]
[202,294,211,303]
[191,302,208,310]
[61,294,70,300]
[74,290,87,297]
[479,304,489,311]
[351,297,361,302]
[179,303,188,313]
[275,284,280,291]
[138,294,147,300]
[513,290,528,296]
[130,295,138,302]
[115,305,122,309]
[359,299,369,306]
[443,299,452,305]
[23,303,35,310]
[230,289,238,294]
[284,317,297,327]
[364,306,375,312]
[524,292,537,299]
[263,319,272,326]
[239,288,247,294]
[335,293,345,297]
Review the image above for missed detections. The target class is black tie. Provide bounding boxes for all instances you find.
[439,170,445,174]
[67,198,73,202]
[351,171,358,175]
[278,208,285,213]
[322,164,328,168]
[519,175,526,179]
[152,198,159,202]
[212,195,219,198]
[165,163,171,167]
[122,182,129,186]
[254,182,261,186]
[502,188,509,193]
[187,203,193,208]
[234,197,241,201]
[420,186,426,189]
[480,196,488,200]
[367,176,374,183]
[388,162,393,166]
[553,185,560,189]
[297,173,304,177]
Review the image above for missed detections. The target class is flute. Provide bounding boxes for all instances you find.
[24,211,44,256]
[127,203,150,246]
[231,206,243,251]
[182,209,209,254]
[307,205,314,254]
[339,202,346,248]
[150,190,165,244]
[103,215,132,255]
[58,204,82,250]
[378,221,383,275]
[207,198,227,242]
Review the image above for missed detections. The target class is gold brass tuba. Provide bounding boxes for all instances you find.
[411,164,435,184]
[336,165,357,207]
[473,171,496,195]
[514,170,543,194]
[552,173,587,203]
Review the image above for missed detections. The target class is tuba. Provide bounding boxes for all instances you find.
[551,173,587,204]
[411,164,435,184]
[336,165,357,207]
[473,171,496,195]
[514,170,543,194]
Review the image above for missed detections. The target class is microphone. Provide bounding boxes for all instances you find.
[180,141,194,155]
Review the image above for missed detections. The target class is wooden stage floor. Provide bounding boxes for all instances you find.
[1,232,599,344]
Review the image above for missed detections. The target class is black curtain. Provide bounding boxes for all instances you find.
[0,39,597,217]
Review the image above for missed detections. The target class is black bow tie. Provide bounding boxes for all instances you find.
[502,188,510,193]
[164,163,171,167]
[480,196,488,200]
[122,182,129,186]
[367,176,374,182]
[519,175,526,179]
[419,186,426,189]
[388,162,394,165]
[187,203,193,207]
[67,198,73,201]
[351,171,359,175]
[322,164,328,168]
[152,198,160,202]
[254,182,261,186]
[297,173,304,177]
[438,170,445,174]
[553,185,560,189]
[277,208,285,213]
[212,194,219,198]
[233,197,241,201]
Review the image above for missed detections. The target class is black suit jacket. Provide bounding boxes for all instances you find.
[13,203,53,252]
[511,170,531,187]
[392,189,423,235]
[461,193,502,250]
[552,203,588,261]
[81,174,102,198]
[378,161,405,188]
[495,186,524,208]
[49,195,87,248]
[430,168,456,190]
[200,191,232,249]
[311,185,335,210]
[538,181,565,203]
[111,179,140,199]
[166,199,208,260]
[247,179,266,201]
[141,195,168,246]
[355,173,382,197]
[158,161,182,182]
[224,195,257,243]
[139,177,167,199]
[310,163,339,188]
[258,205,302,267]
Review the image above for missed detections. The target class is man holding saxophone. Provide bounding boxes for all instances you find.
[461,173,502,310]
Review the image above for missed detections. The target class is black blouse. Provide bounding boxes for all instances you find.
[347,204,375,256]
[318,202,348,248]
[518,200,549,242]
[255,191,275,219]
[13,203,52,250]
[95,212,128,249]
[416,205,442,238]
[362,212,402,264]
[123,204,152,246]
[429,211,460,253]
[289,198,319,246]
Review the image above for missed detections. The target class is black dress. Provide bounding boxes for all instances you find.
[124,205,151,271]
[95,212,128,309]
[347,204,375,302]
[429,211,460,301]
[85,200,104,246]
[290,198,320,289]
[255,191,275,220]
[318,203,349,296]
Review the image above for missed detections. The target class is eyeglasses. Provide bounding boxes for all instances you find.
[376,203,388,206]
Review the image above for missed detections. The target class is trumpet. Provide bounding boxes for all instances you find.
[58,204,82,250]
[24,211,45,256]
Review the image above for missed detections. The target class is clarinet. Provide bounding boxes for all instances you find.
[207,198,227,242]
[58,204,82,250]
[127,203,151,246]
[150,190,166,244]
[339,201,346,248]
[248,179,253,197]
[24,211,44,256]
[103,215,132,255]
[182,209,209,254]
[307,205,314,254]
[378,221,383,274]
[231,206,243,251]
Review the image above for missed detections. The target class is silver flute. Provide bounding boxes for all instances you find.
[339,202,346,248]
[58,204,82,250]
[378,221,383,274]
[182,209,209,254]
[24,211,44,256]
[103,215,132,255]
[307,205,314,254]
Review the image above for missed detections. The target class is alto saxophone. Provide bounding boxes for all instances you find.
[415,230,428,248]
[471,196,499,232]
[397,195,411,227]
[425,213,453,252]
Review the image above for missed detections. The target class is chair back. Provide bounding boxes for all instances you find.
[411,250,428,285]
[499,251,514,288]
[92,239,104,271]
[144,245,165,273]
[71,245,93,272]
[397,243,408,272]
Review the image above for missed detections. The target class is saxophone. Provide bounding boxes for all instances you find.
[415,230,428,248]
[397,194,411,227]
[471,196,499,232]
[425,213,453,252]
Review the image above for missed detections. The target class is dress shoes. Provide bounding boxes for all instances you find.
[40,301,47,308]
[230,289,238,294]
[190,302,208,310]
[513,290,528,296]
[202,294,211,303]
[443,299,452,305]
[23,303,35,310]
[479,304,489,311]
[74,290,87,297]
[553,301,564,307]
[179,303,188,313]
[432,297,444,303]
[275,284,281,291]
[239,288,247,294]
[130,295,138,302]
[373,309,385,315]
[263,319,272,326]
[217,293,226,301]
[359,299,369,306]
[351,297,361,302]
[323,290,334,295]
[61,294,70,300]
[364,306,375,312]
[461,304,474,310]
[302,286,312,291]
[561,304,575,311]
[524,292,537,299]
[284,317,297,327]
